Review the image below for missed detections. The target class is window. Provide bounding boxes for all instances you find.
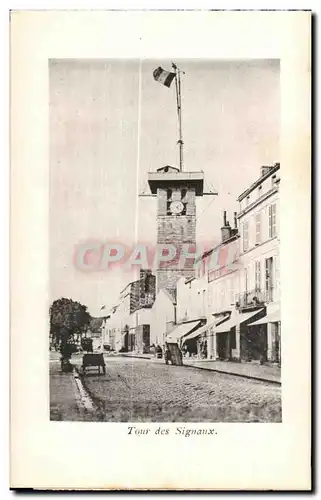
[269,204,277,238]
[272,174,277,188]
[275,255,280,299]
[244,268,248,294]
[202,289,206,316]
[265,257,274,302]
[257,185,262,198]
[255,261,261,292]
[243,221,249,251]
[255,212,261,244]
[246,195,250,206]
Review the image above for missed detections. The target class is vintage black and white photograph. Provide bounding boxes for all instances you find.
[49,58,281,423]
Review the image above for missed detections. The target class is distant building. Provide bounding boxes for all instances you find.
[101,269,156,353]
[150,289,176,348]
[101,305,122,351]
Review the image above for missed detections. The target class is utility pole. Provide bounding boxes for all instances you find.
[172,62,184,172]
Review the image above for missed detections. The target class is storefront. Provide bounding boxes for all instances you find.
[215,308,265,361]
[248,307,281,363]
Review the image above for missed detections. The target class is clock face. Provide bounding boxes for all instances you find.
[170,201,184,214]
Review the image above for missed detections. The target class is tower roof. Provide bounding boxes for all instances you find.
[156,165,180,174]
[148,168,204,195]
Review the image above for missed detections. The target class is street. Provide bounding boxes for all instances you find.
[50,355,282,423]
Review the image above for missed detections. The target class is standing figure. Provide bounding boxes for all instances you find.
[164,343,171,365]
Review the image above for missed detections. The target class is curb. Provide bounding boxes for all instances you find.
[184,364,281,385]
[120,354,153,360]
[72,367,96,412]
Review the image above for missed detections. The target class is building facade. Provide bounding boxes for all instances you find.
[203,212,241,360]
[237,163,281,362]
[150,289,176,348]
[170,163,281,365]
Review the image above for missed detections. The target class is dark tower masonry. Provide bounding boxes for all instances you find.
[148,165,205,300]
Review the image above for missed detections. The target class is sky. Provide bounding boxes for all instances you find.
[50,58,280,316]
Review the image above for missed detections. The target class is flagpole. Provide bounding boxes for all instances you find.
[173,63,184,172]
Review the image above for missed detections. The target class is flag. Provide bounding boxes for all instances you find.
[153,67,176,88]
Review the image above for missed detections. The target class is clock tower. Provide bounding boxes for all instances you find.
[148,165,205,300]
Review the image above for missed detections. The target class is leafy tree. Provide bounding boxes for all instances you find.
[89,317,105,333]
[49,298,91,350]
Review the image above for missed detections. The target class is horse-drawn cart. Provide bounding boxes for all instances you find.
[82,353,106,375]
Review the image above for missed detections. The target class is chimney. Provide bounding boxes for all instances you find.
[261,165,273,177]
[221,211,231,242]
[229,212,239,236]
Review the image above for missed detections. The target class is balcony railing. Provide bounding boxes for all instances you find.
[236,288,274,308]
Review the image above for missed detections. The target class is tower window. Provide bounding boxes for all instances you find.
[166,189,172,214]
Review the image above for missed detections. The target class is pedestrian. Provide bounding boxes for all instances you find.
[164,342,171,365]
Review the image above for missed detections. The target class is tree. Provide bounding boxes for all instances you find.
[49,298,91,349]
[89,317,105,333]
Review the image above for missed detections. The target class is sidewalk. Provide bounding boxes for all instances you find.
[49,359,99,422]
[184,359,281,384]
[120,352,280,383]
[50,361,78,420]
[121,352,153,360]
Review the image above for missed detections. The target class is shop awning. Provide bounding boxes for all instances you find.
[248,309,280,326]
[182,314,230,343]
[182,322,213,343]
[166,320,201,343]
[215,309,264,333]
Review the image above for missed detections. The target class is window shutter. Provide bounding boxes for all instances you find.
[268,205,272,238]
[256,212,261,244]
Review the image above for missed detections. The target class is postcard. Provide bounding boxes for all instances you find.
[10,10,311,490]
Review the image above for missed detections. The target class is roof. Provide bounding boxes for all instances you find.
[195,232,239,263]
[147,170,204,196]
[94,312,111,319]
[238,163,280,202]
[156,165,179,173]
[156,288,176,305]
[119,279,139,295]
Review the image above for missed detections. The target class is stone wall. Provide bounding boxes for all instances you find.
[156,185,197,299]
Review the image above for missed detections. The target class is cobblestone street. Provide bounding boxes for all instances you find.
[75,356,281,423]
